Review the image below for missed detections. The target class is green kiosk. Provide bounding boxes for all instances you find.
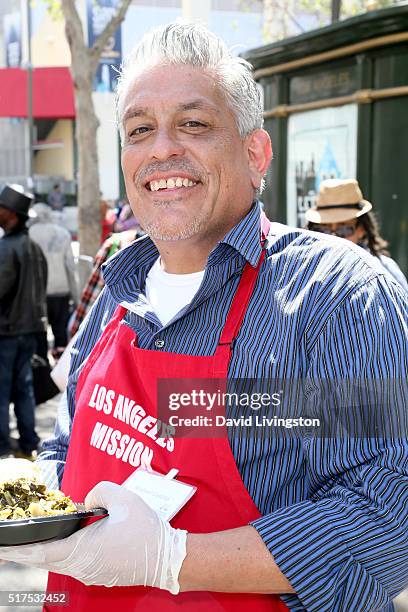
[244,2,408,275]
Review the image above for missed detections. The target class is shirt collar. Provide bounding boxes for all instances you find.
[215,201,263,268]
[102,200,264,297]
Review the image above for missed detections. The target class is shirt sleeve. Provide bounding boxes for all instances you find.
[0,241,17,299]
[36,287,115,486]
[251,275,408,611]
[36,391,71,488]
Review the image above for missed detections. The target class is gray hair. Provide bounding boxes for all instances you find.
[115,21,263,143]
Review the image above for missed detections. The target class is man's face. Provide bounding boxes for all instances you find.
[0,206,17,231]
[121,64,271,243]
[314,219,366,244]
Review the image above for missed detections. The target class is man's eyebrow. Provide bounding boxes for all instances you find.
[177,100,219,113]
[123,106,149,122]
[123,100,219,123]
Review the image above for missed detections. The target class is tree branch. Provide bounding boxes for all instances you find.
[89,0,133,66]
[60,0,86,55]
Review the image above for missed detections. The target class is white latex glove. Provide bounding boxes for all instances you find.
[0,481,188,594]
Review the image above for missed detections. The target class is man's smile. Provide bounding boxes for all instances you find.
[147,177,199,192]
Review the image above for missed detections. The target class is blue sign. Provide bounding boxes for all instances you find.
[87,0,122,92]
[4,12,21,68]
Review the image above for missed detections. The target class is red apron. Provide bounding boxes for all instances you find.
[46,217,288,611]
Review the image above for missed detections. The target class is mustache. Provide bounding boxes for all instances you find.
[136,160,202,185]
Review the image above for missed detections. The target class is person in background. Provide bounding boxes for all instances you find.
[306,178,408,290]
[47,183,66,211]
[100,194,116,243]
[113,202,143,233]
[68,229,139,338]
[113,197,126,219]
[0,185,46,459]
[29,203,79,360]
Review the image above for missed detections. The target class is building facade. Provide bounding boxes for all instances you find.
[245,3,408,274]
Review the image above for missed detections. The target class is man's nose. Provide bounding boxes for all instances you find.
[149,128,185,161]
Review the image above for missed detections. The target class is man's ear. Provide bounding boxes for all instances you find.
[246,129,273,191]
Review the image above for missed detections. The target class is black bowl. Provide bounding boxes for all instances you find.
[0,506,108,546]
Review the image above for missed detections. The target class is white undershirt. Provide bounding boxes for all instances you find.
[145,257,205,326]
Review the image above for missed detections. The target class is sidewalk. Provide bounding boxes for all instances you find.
[0,393,407,611]
[0,395,59,610]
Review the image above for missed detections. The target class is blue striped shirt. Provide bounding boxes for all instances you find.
[39,203,408,611]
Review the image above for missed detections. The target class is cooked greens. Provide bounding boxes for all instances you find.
[0,478,77,520]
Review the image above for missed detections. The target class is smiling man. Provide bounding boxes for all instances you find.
[1,21,407,612]
[119,63,270,268]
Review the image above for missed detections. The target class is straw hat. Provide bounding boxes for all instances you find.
[305,179,372,224]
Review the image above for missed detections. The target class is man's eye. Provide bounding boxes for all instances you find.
[183,121,207,128]
[128,126,150,137]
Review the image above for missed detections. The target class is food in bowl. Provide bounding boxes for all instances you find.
[0,458,76,520]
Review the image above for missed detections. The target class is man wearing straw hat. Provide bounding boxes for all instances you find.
[306,178,407,289]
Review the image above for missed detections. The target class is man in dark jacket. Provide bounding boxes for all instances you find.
[0,184,47,458]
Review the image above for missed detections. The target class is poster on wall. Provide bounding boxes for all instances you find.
[286,104,358,228]
[87,0,122,92]
[3,12,21,68]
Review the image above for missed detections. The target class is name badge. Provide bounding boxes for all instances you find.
[122,468,196,521]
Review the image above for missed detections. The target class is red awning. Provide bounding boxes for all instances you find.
[0,67,75,119]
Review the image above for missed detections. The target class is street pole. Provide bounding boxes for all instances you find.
[331,0,341,22]
[25,0,33,189]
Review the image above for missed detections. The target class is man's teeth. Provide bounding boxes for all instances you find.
[149,177,197,191]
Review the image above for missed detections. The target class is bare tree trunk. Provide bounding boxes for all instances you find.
[60,0,132,258]
[76,81,101,258]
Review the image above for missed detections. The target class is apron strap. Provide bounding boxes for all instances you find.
[218,213,271,347]
[113,304,128,322]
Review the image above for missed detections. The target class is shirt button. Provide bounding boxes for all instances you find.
[155,339,165,348]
